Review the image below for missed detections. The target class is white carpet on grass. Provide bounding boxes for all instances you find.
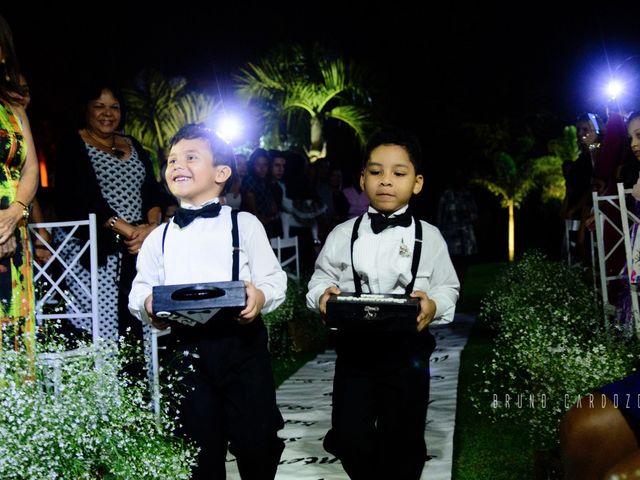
[226,313,475,480]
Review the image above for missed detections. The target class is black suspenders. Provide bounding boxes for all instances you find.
[161,209,241,279]
[230,210,240,281]
[350,213,423,295]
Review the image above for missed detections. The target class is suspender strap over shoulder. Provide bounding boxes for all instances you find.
[350,213,423,295]
[231,209,240,281]
[350,214,365,296]
[161,221,170,254]
[161,209,241,280]
[405,218,422,294]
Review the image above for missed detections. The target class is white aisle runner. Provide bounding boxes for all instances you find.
[226,313,475,480]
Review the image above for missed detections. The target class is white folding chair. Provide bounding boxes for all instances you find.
[29,214,100,392]
[270,235,300,280]
[29,214,99,342]
[592,184,640,336]
[149,326,170,416]
[564,219,581,266]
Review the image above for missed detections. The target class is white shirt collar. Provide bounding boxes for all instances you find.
[367,204,409,217]
[180,197,220,210]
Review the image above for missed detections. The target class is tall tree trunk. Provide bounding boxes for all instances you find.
[508,200,515,262]
[308,115,326,162]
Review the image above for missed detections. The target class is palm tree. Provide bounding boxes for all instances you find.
[472,122,578,262]
[235,44,373,162]
[124,69,218,179]
[471,123,537,262]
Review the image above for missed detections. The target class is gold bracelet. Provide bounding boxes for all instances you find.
[13,200,30,221]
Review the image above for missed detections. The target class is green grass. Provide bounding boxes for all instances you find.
[456,262,507,314]
[452,262,536,480]
[272,350,319,387]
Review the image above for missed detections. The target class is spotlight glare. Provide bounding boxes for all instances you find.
[606,80,624,100]
[216,116,242,144]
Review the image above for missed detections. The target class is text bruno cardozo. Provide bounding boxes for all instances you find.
[491,393,640,409]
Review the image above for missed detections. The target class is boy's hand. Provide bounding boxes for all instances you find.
[144,294,169,330]
[239,281,265,324]
[410,290,436,332]
[319,286,341,315]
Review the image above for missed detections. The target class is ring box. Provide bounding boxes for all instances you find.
[326,292,420,333]
[152,281,246,326]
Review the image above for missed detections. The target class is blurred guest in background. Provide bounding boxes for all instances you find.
[54,81,163,341]
[342,169,369,219]
[0,14,39,346]
[437,170,478,284]
[221,152,247,210]
[241,148,282,237]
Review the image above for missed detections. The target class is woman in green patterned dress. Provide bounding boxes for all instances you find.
[0,15,40,352]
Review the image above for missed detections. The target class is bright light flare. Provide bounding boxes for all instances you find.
[215,116,242,144]
[606,80,624,100]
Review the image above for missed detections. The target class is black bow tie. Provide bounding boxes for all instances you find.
[369,209,413,234]
[173,202,221,228]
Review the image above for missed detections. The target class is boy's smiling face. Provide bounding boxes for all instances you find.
[360,144,424,214]
[165,138,230,206]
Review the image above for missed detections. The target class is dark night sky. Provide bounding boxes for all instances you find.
[7,3,640,125]
[4,3,640,258]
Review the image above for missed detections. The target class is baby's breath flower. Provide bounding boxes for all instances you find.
[0,335,197,479]
[471,251,640,448]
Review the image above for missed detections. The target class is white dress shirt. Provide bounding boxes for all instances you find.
[306,205,459,325]
[129,203,287,323]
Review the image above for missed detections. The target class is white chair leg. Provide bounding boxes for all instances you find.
[151,328,161,418]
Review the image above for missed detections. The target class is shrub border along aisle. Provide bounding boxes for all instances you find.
[264,277,327,386]
[453,253,640,479]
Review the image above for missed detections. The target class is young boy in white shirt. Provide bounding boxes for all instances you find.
[129,124,287,480]
[307,127,460,480]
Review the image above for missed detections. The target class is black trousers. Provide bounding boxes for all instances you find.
[325,329,436,480]
[164,317,284,480]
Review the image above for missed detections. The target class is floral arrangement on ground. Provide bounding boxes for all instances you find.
[471,250,640,447]
[0,329,198,480]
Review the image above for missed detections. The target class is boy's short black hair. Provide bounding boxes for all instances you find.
[166,123,237,194]
[363,127,423,174]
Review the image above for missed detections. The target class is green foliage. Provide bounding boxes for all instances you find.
[0,338,197,479]
[235,44,373,157]
[529,125,579,203]
[453,262,533,479]
[471,251,640,447]
[469,122,536,208]
[124,69,218,179]
[263,278,327,356]
[548,125,579,164]
[530,155,565,203]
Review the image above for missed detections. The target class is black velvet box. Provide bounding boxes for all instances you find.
[153,281,246,326]
[325,292,420,333]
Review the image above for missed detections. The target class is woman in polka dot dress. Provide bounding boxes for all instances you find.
[53,82,163,342]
